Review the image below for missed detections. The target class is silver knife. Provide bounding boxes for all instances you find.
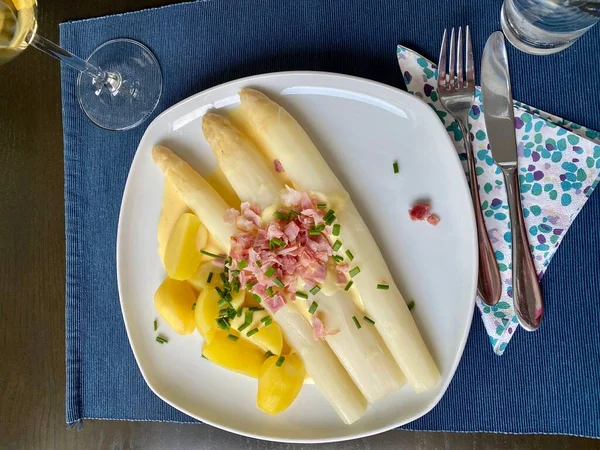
[481,31,544,331]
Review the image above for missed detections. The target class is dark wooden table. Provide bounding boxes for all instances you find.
[1,1,599,449]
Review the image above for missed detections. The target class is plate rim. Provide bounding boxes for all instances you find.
[116,70,477,444]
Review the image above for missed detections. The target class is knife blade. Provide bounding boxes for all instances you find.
[481,32,517,167]
[481,31,544,331]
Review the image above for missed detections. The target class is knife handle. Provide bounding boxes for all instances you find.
[461,123,502,306]
[504,167,544,331]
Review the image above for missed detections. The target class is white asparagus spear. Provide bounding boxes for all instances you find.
[152,143,367,423]
[152,145,235,251]
[239,89,440,392]
[203,112,405,402]
[274,304,366,425]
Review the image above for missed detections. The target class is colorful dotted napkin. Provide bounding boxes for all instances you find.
[397,46,600,354]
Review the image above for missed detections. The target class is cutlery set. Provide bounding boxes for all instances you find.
[435,27,544,330]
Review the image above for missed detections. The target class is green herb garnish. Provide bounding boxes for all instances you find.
[276,356,285,367]
[295,291,308,300]
[317,203,327,209]
[237,260,248,270]
[273,210,287,220]
[270,238,285,248]
[251,293,262,303]
[256,261,263,268]
[345,250,354,261]
[332,224,341,236]
[153,320,157,331]
[332,240,342,251]
[309,285,321,295]
[364,316,375,325]
[247,328,259,337]
[216,318,230,331]
[200,250,225,259]
[192,302,196,310]
[333,255,344,263]
[273,277,284,288]
[227,334,239,342]
[265,267,276,277]
[325,215,336,226]
[206,272,213,284]
[352,316,361,329]
[265,351,274,358]
[408,301,415,311]
[261,316,273,327]
[308,301,319,314]
[393,161,399,174]
[218,298,229,307]
[349,266,361,278]
[376,284,390,290]
[344,281,354,291]
[156,336,168,344]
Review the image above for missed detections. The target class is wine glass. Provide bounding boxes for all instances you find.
[0,0,162,130]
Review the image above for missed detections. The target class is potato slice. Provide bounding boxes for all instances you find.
[187,262,219,292]
[257,354,305,415]
[202,330,266,378]
[154,278,196,335]
[231,307,283,355]
[195,285,245,342]
[164,213,204,280]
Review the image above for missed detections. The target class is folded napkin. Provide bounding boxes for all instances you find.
[397,46,600,355]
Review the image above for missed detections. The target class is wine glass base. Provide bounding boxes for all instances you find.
[77,38,162,131]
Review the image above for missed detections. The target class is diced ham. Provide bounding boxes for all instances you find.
[312,316,327,340]
[281,186,302,206]
[409,201,441,226]
[223,208,240,225]
[264,293,286,313]
[284,221,300,241]
[274,159,285,173]
[336,270,347,285]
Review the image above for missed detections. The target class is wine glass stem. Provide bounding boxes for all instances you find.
[29,33,121,92]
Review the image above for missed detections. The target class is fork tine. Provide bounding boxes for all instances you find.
[437,29,447,89]
[448,28,456,89]
[457,26,463,87]
[466,25,474,85]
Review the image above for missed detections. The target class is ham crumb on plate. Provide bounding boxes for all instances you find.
[409,202,440,226]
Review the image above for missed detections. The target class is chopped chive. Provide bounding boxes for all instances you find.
[238,260,248,270]
[249,306,264,311]
[246,281,257,291]
[153,320,157,331]
[237,322,250,332]
[349,266,361,278]
[309,285,321,295]
[215,286,224,297]
[206,272,214,284]
[236,308,243,317]
[220,272,228,284]
[232,278,240,293]
[273,210,287,220]
[224,292,232,303]
[252,293,262,303]
[270,238,285,247]
[289,210,300,217]
[265,267,276,277]
[308,301,319,314]
[245,310,254,324]
[265,287,275,297]
[295,291,308,300]
[332,224,341,236]
[227,334,239,342]
[273,277,284,288]
[323,209,335,221]
[231,269,240,276]
[333,255,344,263]
[247,328,259,337]
[192,302,196,310]
[200,250,225,259]
[408,301,415,311]
[317,203,327,209]
[218,298,229,307]
[265,350,274,358]
[156,336,168,344]
[201,353,207,359]
[345,250,354,261]
[344,281,354,291]
[308,228,322,236]
[256,261,263,268]
[227,256,233,266]
[325,214,336,226]
[260,316,273,326]
[218,308,229,317]
[332,240,342,251]
[377,284,390,290]
[227,308,236,320]
[352,316,361,329]
[364,316,375,325]
[393,161,399,174]
[216,318,230,331]
[276,356,285,367]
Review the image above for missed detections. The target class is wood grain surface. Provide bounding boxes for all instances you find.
[0,1,598,449]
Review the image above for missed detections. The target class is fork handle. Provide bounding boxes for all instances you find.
[459,121,502,306]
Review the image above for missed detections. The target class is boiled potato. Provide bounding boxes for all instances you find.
[187,262,219,292]
[164,213,205,280]
[195,285,245,342]
[202,330,266,378]
[257,353,305,414]
[157,180,190,264]
[231,307,283,355]
[154,277,196,335]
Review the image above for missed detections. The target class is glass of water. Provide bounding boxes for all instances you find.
[501,0,600,54]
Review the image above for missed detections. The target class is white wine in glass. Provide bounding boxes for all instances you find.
[0,0,162,131]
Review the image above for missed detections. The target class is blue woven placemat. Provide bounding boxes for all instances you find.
[61,0,600,437]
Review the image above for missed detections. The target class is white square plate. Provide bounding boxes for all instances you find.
[117,72,477,443]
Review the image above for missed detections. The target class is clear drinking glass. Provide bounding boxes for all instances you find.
[501,0,600,54]
[0,0,162,130]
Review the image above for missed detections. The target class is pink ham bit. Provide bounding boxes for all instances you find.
[409,201,440,226]
[312,316,327,340]
[281,186,302,206]
[223,208,240,225]
[274,159,285,173]
[264,293,286,313]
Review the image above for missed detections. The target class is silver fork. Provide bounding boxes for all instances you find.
[437,26,502,306]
